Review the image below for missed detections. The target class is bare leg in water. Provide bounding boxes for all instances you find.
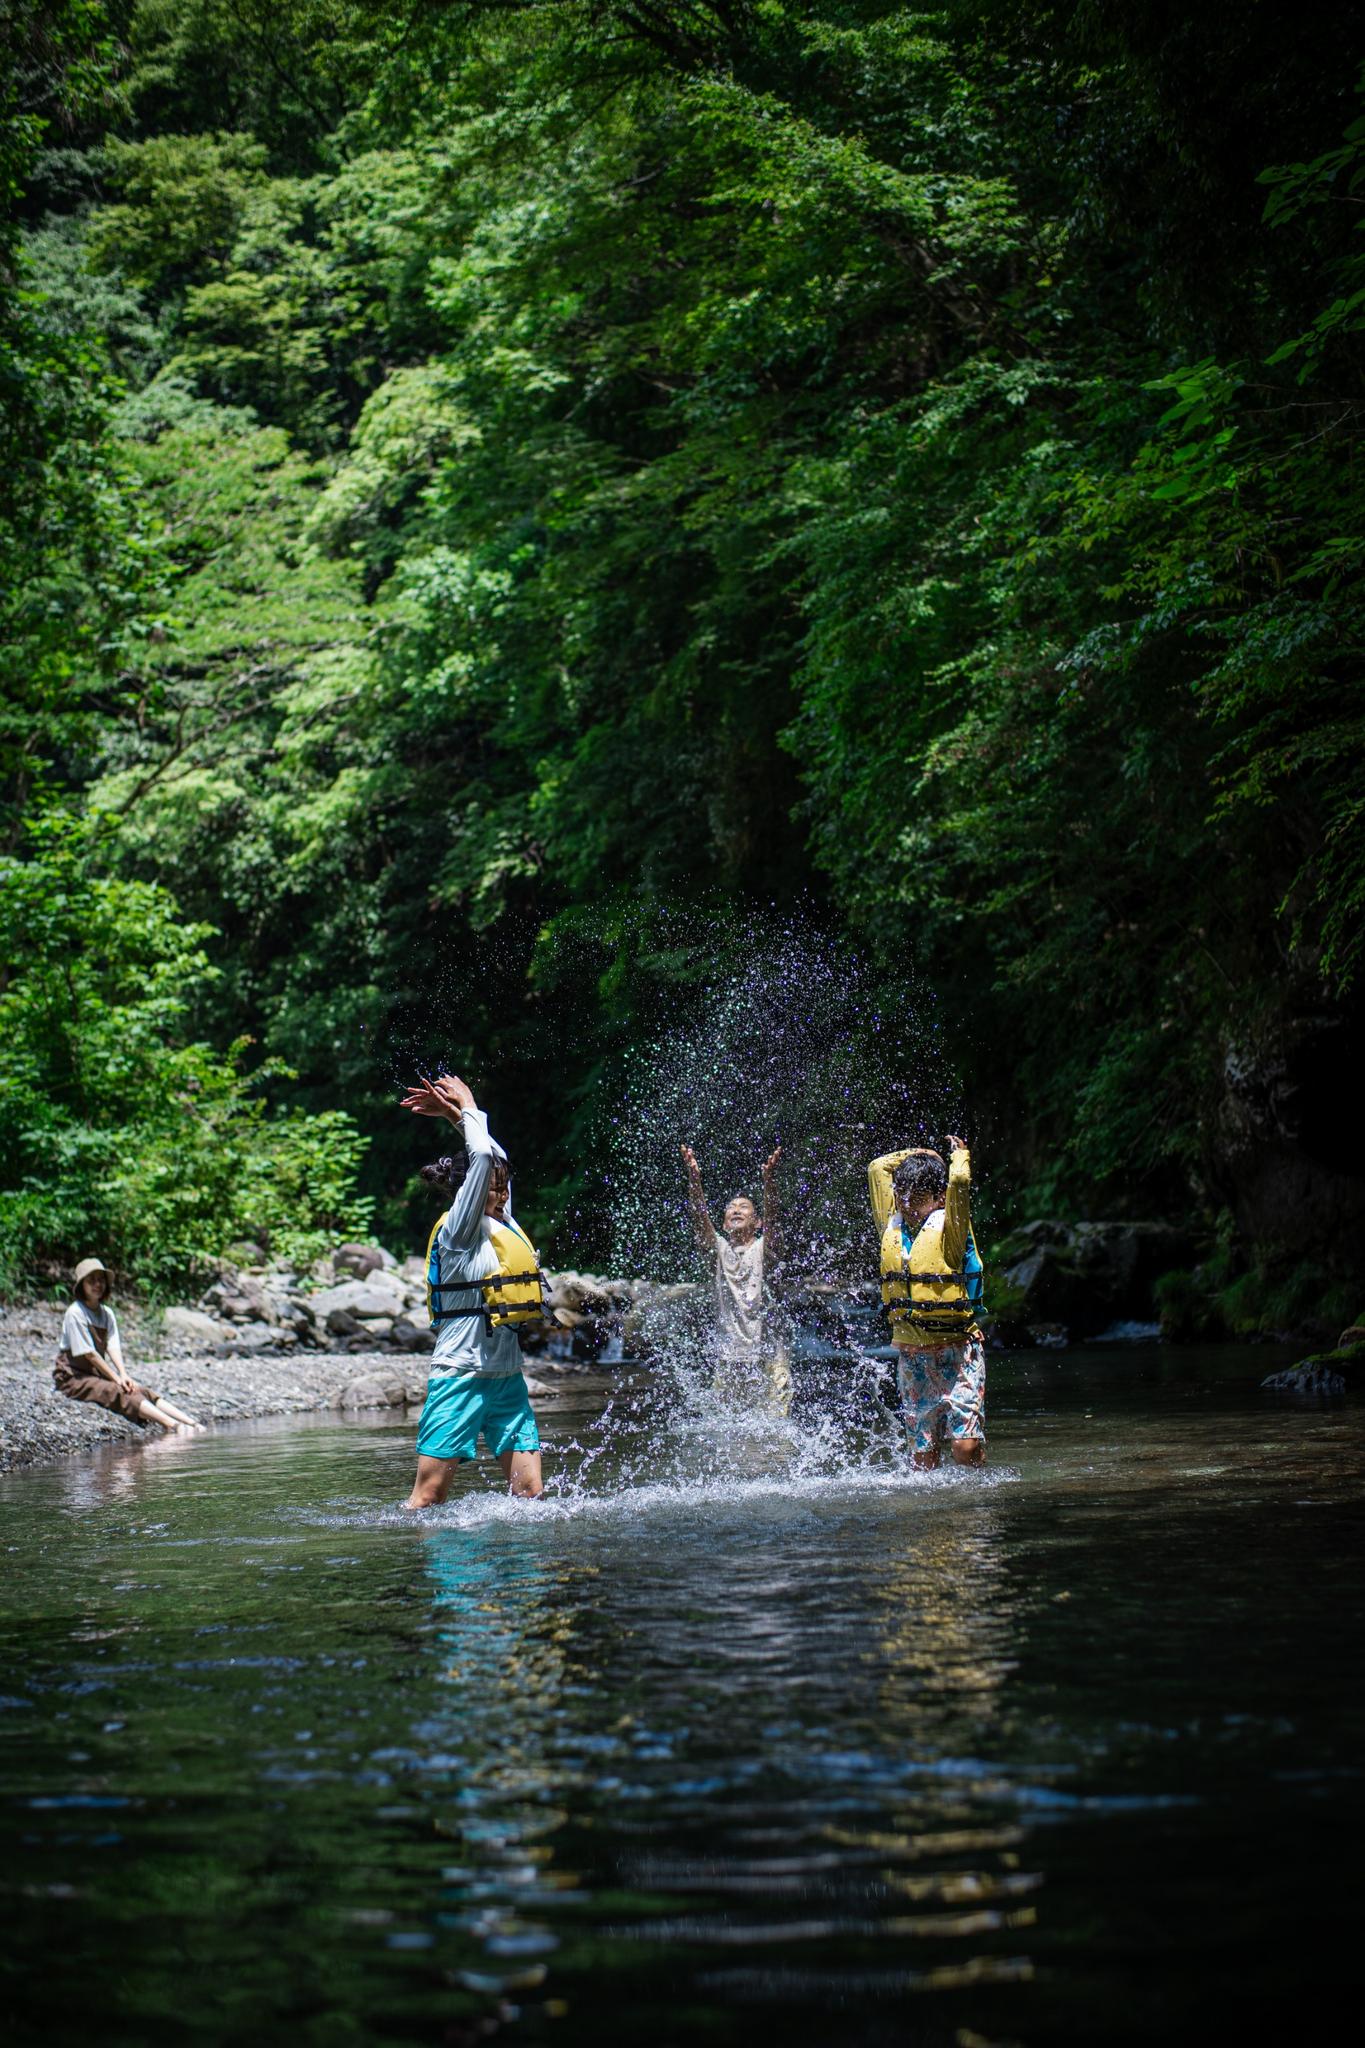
[405,1449,544,1508]
[911,1439,987,1472]
[135,1395,201,1433]
[153,1396,203,1429]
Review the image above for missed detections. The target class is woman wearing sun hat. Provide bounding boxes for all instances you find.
[53,1258,202,1434]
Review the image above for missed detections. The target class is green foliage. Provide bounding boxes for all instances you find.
[0,817,371,1288]
[4,0,1364,1290]
[90,130,269,288]
[1156,1258,1358,1345]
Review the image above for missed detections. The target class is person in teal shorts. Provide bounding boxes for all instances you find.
[399,1071,546,1505]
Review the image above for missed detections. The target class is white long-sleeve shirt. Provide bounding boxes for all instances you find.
[428,1108,527,1379]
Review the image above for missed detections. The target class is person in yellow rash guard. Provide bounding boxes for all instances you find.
[867,1135,986,1471]
[398,1071,544,1505]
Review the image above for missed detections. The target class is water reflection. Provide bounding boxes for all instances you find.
[418,1530,579,1995]
[0,1355,1362,2048]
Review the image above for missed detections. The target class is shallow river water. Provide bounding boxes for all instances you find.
[2,1346,1363,2047]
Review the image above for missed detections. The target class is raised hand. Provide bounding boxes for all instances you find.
[944,1133,967,1153]
[400,1071,477,1121]
[762,1145,782,1179]
[680,1143,715,1249]
[430,1072,476,1114]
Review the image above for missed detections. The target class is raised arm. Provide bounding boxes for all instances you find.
[400,1071,501,1251]
[941,1134,972,1274]
[760,1146,782,1271]
[440,1109,499,1250]
[680,1144,717,1253]
[867,1147,914,1234]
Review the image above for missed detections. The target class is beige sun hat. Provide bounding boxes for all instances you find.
[72,1257,110,1290]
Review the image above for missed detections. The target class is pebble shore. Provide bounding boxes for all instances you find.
[0,1300,584,1475]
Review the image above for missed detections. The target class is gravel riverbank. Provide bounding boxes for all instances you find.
[0,1301,582,1474]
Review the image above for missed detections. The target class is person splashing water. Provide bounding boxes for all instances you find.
[400,1072,546,1505]
[868,1135,987,1471]
[680,1142,792,1416]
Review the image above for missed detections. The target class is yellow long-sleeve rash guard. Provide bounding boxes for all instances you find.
[868,1145,975,1340]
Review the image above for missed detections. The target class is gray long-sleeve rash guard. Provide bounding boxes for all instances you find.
[428,1107,526,1379]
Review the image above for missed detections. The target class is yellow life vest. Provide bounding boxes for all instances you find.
[426,1214,547,1331]
[879,1210,976,1340]
[481,1218,547,1328]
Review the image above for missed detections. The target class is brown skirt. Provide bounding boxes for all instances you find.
[53,1359,158,1424]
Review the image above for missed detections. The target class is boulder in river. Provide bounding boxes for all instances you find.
[1262,1330,1365,1398]
[1262,1359,1348,1396]
[994,1219,1195,1340]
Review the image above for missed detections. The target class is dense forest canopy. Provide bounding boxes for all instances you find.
[3,0,1364,1328]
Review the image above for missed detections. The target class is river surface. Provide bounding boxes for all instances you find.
[2,1345,1362,2047]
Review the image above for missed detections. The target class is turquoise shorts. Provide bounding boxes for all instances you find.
[415,1372,541,1462]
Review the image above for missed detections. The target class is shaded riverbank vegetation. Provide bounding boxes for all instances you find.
[4,1,1364,1328]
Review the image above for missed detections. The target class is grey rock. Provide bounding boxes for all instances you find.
[334,1242,398,1278]
[1262,1361,1347,1396]
[307,1279,408,1323]
[325,1308,363,1339]
[219,1325,289,1356]
[390,1318,435,1354]
[334,1373,409,1410]
[161,1307,226,1349]
[203,1273,277,1325]
[547,1271,613,1315]
[333,1244,384,1279]
[224,1240,268,1268]
[995,1219,1194,1337]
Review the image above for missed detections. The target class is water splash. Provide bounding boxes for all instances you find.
[376,904,976,1504]
[294,1358,1016,1535]
[599,910,957,1288]
[299,1441,1018,1534]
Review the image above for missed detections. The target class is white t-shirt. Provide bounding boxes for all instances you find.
[712,1234,767,1360]
[60,1301,123,1370]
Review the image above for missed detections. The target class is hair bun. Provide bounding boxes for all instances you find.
[420,1152,468,1195]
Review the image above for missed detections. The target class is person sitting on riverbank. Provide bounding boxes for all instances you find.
[867,1138,986,1470]
[53,1259,203,1435]
[399,1072,545,1506]
[681,1142,791,1415]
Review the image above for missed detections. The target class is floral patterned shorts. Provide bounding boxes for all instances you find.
[893,1334,986,1457]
